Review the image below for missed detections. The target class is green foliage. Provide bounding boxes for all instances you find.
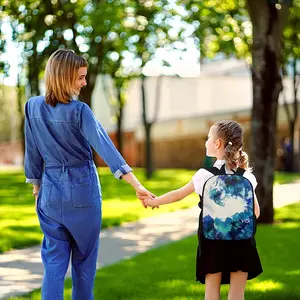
[1,0,177,101]
[283,0,300,69]
[180,0,299,68]
[8,202,300,300]
[180,0,251,61]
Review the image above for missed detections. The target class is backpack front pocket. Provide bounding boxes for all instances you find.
[71,182,93,208]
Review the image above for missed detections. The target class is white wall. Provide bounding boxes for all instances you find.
[91,73,297,138]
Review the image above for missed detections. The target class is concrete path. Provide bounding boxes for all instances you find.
[1,182,299,299]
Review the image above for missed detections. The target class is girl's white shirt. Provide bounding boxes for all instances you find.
[192,159,258,196]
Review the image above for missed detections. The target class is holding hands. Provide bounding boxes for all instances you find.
[143,195,160,208]
[135,184,156,208]
[135,185,159,209]
[139,181,195,208]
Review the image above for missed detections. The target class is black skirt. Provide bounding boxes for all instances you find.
[196,238,263,284]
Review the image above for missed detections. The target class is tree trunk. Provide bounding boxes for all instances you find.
[27,54,40,96]
[141,75,154,179]
[248,0,289,223]
[116,86,124,154]
[289,121,296,171]
[292,58,299,171]
[282,59,299,172]
[17,84,25,165]
[145,122,153,179]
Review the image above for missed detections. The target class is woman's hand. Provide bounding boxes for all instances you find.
[33,185,39,211]
[135,185,158,209]
[121,172,158,209]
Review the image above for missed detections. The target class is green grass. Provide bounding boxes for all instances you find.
[1,168,299,253]
[8,203,300,300]
[274,171,300,185]
[0,168,197,253]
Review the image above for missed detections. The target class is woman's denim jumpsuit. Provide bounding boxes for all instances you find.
[24,96,132,300]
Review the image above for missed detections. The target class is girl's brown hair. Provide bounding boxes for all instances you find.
[212,120,251,170]
[45,49,88,106]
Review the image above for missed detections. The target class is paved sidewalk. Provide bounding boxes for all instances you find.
[1,182,300,299]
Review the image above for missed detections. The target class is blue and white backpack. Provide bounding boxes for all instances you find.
[200,165,255,240]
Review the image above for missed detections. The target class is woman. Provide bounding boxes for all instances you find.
[24,48,153,299]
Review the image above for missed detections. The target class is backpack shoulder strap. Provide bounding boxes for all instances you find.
[203,167,221,175]
[205,165,246,176]
[234,167,246,176]
[203,164,227,175]
[219,164,226,174]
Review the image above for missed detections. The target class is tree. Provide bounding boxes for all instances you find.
[182,1,251,62]
[3,0,133,107]
[181,0,293,223]
[101,64,133,155]
[101,0,175,166]
[3,0,84,96]
[2,0,177,172]
[128,0,176,178]
[247,0,291,223]
[140,74,164,178]
[282,0,300,172]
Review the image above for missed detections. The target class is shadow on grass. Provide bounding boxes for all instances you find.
[7,225,41,233]
[245,292,300,300]
[6,204,300,300]
[62,223,300,300]
[102,214,140,228]
[62,219,300,300]
[0,168,194,206]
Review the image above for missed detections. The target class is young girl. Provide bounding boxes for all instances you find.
[145,120,263,300]
[24,49,154,299]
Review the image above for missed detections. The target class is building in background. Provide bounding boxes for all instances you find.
[1,59,298,170]
[91,59,299,170]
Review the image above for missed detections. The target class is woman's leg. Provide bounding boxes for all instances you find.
[65,206,101,300]
[38,208,71,300]
[205,272,222,300]
[65,165,102,300]
[71,238,99,300]
[228,271,248,300]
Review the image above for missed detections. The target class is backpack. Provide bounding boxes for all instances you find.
[200,165,255,241]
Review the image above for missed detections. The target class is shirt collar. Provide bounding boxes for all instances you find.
[213,159,226,168]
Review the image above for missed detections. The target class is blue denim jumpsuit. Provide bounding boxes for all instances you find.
[24,96,132,300]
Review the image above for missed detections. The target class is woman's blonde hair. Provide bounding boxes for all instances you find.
[45,49,88,106]
[212,120,251,171]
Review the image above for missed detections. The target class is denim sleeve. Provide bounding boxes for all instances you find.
[79,103,132,179]
[24,101,43,185]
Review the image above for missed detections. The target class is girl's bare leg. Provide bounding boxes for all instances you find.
[205,272,222,300]
[228,271,248,300]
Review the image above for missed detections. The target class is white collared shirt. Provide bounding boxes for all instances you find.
[192,159,258,196]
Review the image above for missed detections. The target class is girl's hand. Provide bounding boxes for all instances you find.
[135,184,156,208]
[144,197,159,208]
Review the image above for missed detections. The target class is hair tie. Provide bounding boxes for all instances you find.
[228,141,233,146]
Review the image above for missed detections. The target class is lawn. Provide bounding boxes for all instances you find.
[0,167,198,253]
[8,203,300,300]
[0,168,299,253]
